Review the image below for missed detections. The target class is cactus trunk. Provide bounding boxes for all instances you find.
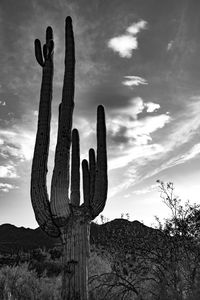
[61,216,90,300]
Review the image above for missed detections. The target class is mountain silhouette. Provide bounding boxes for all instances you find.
[0,219,160,253]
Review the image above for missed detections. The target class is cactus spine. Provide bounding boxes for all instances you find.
[31,17,108,299]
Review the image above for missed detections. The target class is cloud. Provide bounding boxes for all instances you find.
[145,102,160,113]
[122,76,148,87]
[182,143,200,160]
[167,40,174,51]
[0,127,35,161]
[0,183,18,193]
[107,97,170,172]
[126,114,171,143]
[108,180,132,199]
[0,165,18,178]
[124,98,200,183]
[107,97,170,148]
[0,101,6,106]
[132,184,158,195]
[152,143,200,174]
[162,99,200,150]
[108,19,147,58]
[126,97,145,116]
[126,20,147,35]
[108,143,163,171]
[113,97,161,117]
[108,35,138,58]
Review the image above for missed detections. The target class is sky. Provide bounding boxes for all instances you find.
[0,0,200,228]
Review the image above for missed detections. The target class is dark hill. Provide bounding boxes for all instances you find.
[90,219,162,256]
[0,223,58,253]
[0,219,161,253]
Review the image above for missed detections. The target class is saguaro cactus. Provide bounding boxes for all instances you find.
[31,17,108,299]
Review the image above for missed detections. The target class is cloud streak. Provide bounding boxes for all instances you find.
[122,76,148,87]
[0,183,18,193]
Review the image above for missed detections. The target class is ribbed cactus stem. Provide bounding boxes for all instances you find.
[89,148,96,201]
[50,16,75,226]
[34,39,44,67]
[71,129,80,206]
[90,105,107,218]
[61,216,90,300]
[82,159,90,207]
[31,25,59,237]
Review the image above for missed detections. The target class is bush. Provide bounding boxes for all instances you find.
[48,248,62,261]
[0,263,40,299]
[0,263,62,299]
[89,247,114,300]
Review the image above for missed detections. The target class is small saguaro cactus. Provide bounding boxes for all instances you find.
[31,17,108,299]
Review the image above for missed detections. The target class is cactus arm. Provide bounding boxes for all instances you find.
[81,106,107,219]
[89,148,96,201]
[50,16,75,226]
[82,159,90,207]
[90,105,108,218]
[31,27,60,237]
[70,128,80,206]
[34,39,44,67]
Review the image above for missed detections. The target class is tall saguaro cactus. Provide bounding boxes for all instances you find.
[31,17,108,299]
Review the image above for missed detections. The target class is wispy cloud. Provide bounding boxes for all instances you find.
[107,95,200,198]
[0,126,35,162]
[107,97,170,148]
[126,20,147,35]
[113,97,161,118]
[132,184,158,195]
[108,143,163,171]
[123,98,200,184]
[122,76,148,87]
[127,114,171,143]
[182,143,200,160]
[106,97,170,174]
[151,143,200,175]
[122,97,145,117]
[163,99,200,150]
[0,183,18,193]
[108,20,147,58]
[0,165,18,178]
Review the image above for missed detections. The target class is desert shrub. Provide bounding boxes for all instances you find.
[152,181,200,299]
[89,244,154,299]
[30,248,47,262]
[0,263,40,299]
[28,260,45,277]
[44,261,63,277]
[48,248,62,261]
[0,263,62,299]
[89,247,112,277]
[28,259,62,277]
[89,247,115,300]
[38,275,62,300]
